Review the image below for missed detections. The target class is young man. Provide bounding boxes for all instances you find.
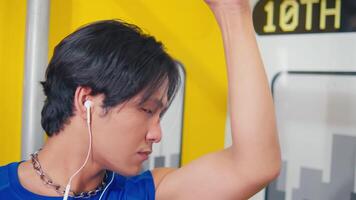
[0,0,281,199]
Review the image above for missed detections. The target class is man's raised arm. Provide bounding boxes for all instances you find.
[154,1,281,199]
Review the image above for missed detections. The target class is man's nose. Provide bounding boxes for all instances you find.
[146,122,162,143]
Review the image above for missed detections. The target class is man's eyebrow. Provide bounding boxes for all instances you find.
[139,97,168,110]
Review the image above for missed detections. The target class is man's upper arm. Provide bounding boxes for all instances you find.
[152,148,276,200]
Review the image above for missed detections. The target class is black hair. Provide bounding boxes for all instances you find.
[41,19,180,136]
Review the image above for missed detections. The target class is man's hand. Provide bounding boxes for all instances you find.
[204,0,250,10]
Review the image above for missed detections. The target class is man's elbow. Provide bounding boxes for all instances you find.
[260,157,282,184]
[267,162,281,182]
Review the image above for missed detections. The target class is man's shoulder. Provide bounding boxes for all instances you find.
[101,170,157,200]
[0,162,14,190]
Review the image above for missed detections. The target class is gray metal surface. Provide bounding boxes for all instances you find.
[21,0,50,159]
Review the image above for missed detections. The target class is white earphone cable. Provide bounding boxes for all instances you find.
[63,103,93,200]
[98,171,115,200]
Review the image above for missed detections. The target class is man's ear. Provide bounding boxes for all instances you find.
[73,86,92,121]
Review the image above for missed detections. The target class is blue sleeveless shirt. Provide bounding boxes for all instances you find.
[0,162,155,200]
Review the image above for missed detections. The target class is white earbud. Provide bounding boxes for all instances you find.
[84,100,92,125]
[84,100,92,109]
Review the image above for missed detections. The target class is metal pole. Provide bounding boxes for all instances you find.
[21,0,50,159]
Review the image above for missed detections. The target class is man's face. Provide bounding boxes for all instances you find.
[91,86,168,176]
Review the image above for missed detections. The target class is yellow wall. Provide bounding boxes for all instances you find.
[0,0,26,165]
[0,0,228,165]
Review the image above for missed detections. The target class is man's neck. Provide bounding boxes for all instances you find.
[18,122,106,196]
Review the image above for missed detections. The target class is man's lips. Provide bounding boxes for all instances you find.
[137,150,152,161]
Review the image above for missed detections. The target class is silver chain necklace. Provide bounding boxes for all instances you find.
[30,150,107,198]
